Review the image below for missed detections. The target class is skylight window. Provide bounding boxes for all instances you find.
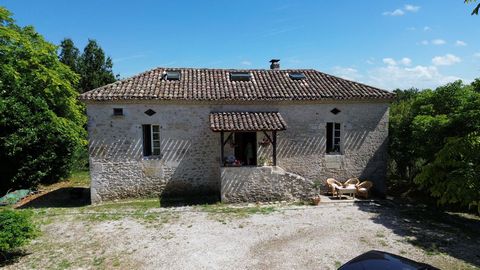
[230,72,251,82]
[165,71,181,81]
[289,72,306,80]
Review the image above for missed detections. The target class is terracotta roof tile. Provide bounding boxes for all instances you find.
[209,112,287,132]
[79,68,394,101]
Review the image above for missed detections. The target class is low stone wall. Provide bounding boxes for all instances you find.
[221,166,316,203]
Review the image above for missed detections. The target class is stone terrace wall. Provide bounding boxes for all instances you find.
[221,166,315,203]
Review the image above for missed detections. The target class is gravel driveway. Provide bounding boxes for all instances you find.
[5,200,480,269]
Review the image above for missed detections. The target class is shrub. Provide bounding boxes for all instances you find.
[0,210,38,253]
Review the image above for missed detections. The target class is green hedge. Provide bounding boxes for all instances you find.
[0,210,38,252]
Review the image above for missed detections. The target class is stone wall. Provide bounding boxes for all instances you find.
[221,166,315,203]
[86,101,389,203]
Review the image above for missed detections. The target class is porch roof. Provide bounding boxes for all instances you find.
[209,112,287,132]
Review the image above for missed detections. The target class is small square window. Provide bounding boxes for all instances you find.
[330,108,341,115]
[144,109,156,116]
[113,108,123,116]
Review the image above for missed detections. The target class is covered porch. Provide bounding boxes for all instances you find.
[209,111,287,167]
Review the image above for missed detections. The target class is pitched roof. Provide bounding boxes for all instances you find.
[210,112,287,132]
[79,67,394,102]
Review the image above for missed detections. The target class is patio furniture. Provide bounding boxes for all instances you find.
[326,178,343,196]
[343,178,360,187]
[356,181,373,199]
[335,185,357,199]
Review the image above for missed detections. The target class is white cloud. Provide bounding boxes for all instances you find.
[420,40,429,45]
[405,4,420,12]
[383,58,397,66]
[240,60,252,66]
[367,64,461,90]
[474,52,480,58]
[383,9,405,16]
[383,57,411,66]
[400,57,412,66]
[431,39,446,45]
[455,40,467,46]
[332,66,363,81]
[366,58,375,65]
[432,54,461,66]
[406,27,416,31]
[423,26,431,31]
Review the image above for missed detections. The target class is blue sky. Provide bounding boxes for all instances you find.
[3,0,479,90]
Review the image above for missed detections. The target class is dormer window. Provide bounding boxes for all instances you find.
[289,72,306,80]
[230,72,251,82]
[165,71,181,81]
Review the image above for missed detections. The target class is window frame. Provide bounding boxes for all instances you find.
[142,124,161,158]
[326,122,342,154]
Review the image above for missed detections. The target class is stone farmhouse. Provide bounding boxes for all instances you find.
[79,60,394,204]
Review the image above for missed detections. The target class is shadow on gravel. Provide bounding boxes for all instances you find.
[18,187,90,208]
[0,250,29,267]
[356,200,480,267]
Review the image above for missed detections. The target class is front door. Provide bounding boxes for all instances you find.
[234,132,257,166]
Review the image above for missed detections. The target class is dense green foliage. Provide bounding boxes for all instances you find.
[58,38,117,93]
[389,80,480,212]
[0,210,37,252]
[0,7,86,192]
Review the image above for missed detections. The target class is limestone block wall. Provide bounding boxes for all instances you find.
[86,101,389,203]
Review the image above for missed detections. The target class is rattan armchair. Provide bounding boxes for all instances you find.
[343,178,360,187]
[326,178,343,196]
[356,181,373,199]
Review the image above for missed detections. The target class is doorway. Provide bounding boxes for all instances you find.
[234,132,257,166]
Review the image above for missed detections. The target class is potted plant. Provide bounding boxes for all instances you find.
[311,180,322,205]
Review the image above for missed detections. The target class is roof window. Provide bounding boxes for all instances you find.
[289,72,306,80]
[165,71,181,81]
[230,72,251,82]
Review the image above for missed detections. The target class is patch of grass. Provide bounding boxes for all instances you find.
[378,239,388,247]
[199,203,276,223]
[375,232,385,238]
[334,261,342,268]
[66,170,90,187]
[56,259,71,270]
[88,199,160,211]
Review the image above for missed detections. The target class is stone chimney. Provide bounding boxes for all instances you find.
[269,59,280,70]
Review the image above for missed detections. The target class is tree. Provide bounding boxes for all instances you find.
[389,80,480,213]
[78,39,116,93]
[58,38,80,73]
[0,7,86,192]
[465,0,480,15]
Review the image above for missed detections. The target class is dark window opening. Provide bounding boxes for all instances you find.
[144,109,156,116]
[289,72,306,80]
[230,72,251,81]
[142,124,161,157]
[113,108,123,116]
[165,71,181,81]
[232,132,257,166]
[330,108,341,115]
[326,122,341,154]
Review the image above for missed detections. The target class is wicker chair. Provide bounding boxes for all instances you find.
[326,178,343,196]
[343,178,360,187]
[356,181,373,199]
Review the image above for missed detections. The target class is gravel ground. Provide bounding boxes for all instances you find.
[5,201,480,270]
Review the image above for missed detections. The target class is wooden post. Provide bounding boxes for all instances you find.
[220,131,224,166]
[272,131,277,166]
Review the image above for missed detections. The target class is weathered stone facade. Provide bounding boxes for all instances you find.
[86,101,389,203]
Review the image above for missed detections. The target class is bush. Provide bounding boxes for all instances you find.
[0,210,38,253]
